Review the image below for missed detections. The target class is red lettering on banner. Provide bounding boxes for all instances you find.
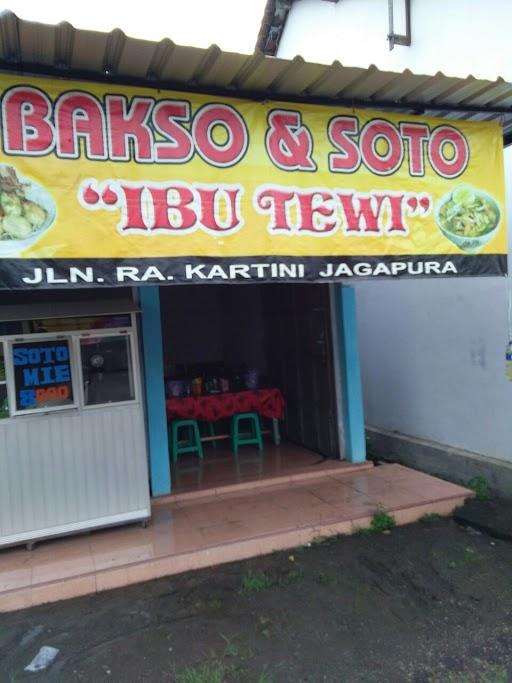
[148,186,197,230]
[428,125,469,178]
[400,122,429,176]
[55,92,106,159]
[153,101,194,163]
[255,186,429,235]
[328,116,360,172]
[106,95,153,162]
[338,192,387,232]
[118,186,148,231]
[196,186,243,232]
[296,191,337,233]
[82,180,246,235]
[0,85,475,187]
[360,120,404,176]
[2,86,55,155]
[255,187,296,232]
[386,193,408,232]
[265,110,316,171]
[192,104,248,167]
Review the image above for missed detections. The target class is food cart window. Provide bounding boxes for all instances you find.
[11,338,76,414]
[80,334,135,406]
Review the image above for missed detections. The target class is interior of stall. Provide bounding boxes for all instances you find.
[160,282,342,493]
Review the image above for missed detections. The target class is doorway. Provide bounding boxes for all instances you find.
[159,282,342,493]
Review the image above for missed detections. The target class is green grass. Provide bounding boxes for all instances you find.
[220,634,239,658]
[353,509,396,535]
[241,571,275,594]
[370,509,396,532]
[429,661,508,683]
[175,661,226,683]
[420,513,442,524]
[256,675,273,683]
[467,476,491,501]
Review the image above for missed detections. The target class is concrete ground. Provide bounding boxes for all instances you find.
[1,500,512,683]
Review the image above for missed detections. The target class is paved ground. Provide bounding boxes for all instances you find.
[1,502,512,683]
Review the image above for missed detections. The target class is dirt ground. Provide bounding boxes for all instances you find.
[1,506,512,683]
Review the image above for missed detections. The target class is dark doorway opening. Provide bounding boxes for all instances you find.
[160,282,340,460]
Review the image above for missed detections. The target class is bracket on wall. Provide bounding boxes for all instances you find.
[388,0,411,50]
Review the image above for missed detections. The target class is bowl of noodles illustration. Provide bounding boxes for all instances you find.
[435,185,501,253]
[0,164,56,256]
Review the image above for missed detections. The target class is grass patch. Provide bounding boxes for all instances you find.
[468,476,491,501]
[429,661,508,683]
[220,634,239,658]
[354,509,396,535]
[241,571,275,594]
[370,509,396,533]
[175,661,226,683]
[420,513,442,524]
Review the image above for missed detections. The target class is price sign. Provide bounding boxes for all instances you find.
[12,339,74,412]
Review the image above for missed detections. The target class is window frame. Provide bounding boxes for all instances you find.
[0,313,140,419]
[6,334,80,417]
[75,328,140,410]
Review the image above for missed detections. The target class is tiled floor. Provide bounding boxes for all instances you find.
[168,442,371,500]
[0,463,472,613]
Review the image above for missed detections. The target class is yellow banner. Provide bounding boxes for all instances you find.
[0,73,506,285]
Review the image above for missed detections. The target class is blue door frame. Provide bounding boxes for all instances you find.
[139,286,171,496]
[334,285,366,463]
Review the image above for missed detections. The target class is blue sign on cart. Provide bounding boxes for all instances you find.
[12,339,74,411]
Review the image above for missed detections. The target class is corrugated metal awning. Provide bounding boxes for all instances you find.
[0,10,512,142]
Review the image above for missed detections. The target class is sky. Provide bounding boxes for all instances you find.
[7,0,268,53]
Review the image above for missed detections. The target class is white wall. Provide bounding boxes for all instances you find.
[279,0,512,81]
[355,147,512,460]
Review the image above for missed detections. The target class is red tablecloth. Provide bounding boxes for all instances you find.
[166,388,285,422]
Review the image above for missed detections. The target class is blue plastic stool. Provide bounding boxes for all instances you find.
[231,412,263,456]
[169,419,204,464]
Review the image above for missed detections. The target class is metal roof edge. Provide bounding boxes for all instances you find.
[0,10,510,141]
[0,58,510,119]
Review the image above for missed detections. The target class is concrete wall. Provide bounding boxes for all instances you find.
[279,0,512,81]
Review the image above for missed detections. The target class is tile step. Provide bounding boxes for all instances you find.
[153,461,374,507]
[0,491,467,614]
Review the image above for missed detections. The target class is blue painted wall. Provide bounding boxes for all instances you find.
[139,286,171,496]
[335,285,366,463]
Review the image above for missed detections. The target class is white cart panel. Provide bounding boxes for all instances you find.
[0,402,150,547]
